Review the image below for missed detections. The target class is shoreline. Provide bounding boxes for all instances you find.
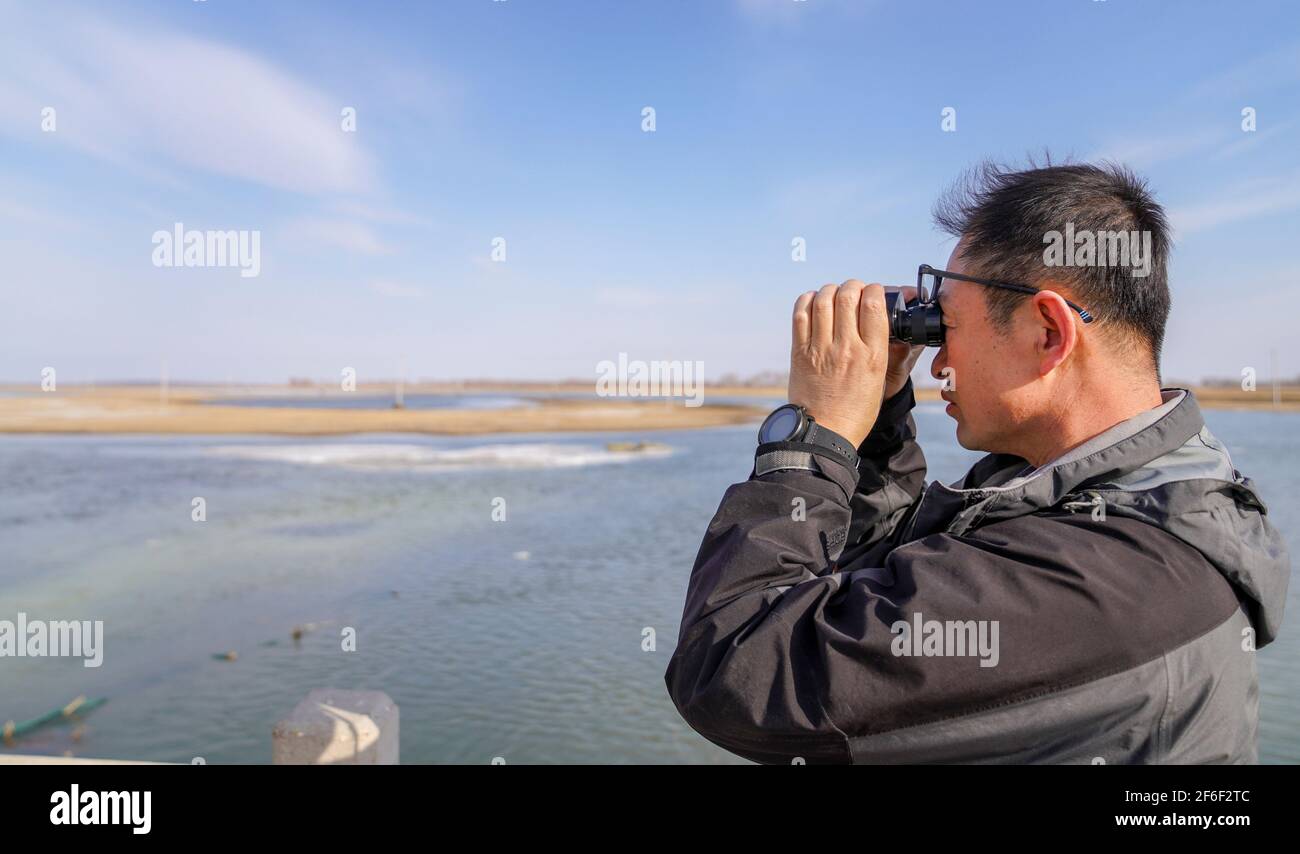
[0,385,768,436]
[0,382,1295,436]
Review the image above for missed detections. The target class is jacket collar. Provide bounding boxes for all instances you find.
[908,388,1206,539]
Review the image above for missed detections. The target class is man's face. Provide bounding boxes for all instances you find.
[929,244,1041,454]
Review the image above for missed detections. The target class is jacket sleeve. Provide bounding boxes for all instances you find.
[846,380,927,550]
[660,384,929,764]
[664,441,864,763]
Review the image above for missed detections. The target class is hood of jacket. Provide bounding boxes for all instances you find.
[904,388,1291,646]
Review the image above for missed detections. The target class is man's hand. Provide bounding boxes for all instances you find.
[787,281,891,449]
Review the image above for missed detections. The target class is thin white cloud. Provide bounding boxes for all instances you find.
[769,172,906,223]
[0,3,375,195]
[735,0,807,25]
[1186,42,1300,101]
[369,280,426,298]
[1089,128,1225,169]
[283,217,394,255]
[470,254,510,276]
[1169,172,1300,235]
[0,197,81,232]
[1088,43,1300,171]
[735,0,872,26]
[329,201,435,228]
[593,286,721,309]
[1207,117,1300,161]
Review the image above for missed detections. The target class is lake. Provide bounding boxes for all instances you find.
[0,404,1295,763]
[210,392,538,411]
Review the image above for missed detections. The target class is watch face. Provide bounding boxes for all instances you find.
[759,406,802,443]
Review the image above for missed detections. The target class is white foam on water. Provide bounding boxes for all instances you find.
[205,442,672,471]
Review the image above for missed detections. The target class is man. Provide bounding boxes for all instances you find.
[664,162,1289,764]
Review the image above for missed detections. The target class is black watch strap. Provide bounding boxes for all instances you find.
[753,438,860,503]
[803,421,859,469]
[754,421,860,471]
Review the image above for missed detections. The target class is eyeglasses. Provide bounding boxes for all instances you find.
[917,264,1095,323]
[887,264,1096,347]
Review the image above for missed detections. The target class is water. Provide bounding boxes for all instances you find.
[212,393,537,410]
[209,392,775,411]
[0,405,1295,763]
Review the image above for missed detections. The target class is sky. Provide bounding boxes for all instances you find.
[1,0,1298,385]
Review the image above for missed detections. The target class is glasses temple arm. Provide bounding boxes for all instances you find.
[928,268,1095,323]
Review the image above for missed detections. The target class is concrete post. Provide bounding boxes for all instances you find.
[273,688,399,765]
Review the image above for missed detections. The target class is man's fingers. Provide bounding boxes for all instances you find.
[812,284,838,349]
[889,338,925,361]
[792,291,815,350]
[889,284,919,303]
[858,283,889,355]
[835,280,865,342]
[798,280,891,353]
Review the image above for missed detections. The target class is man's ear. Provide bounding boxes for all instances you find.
[1030,288,1079,377]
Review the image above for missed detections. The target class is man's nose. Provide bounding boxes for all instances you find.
[930,348,947,381]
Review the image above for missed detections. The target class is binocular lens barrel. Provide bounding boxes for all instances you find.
[885,291,945,347]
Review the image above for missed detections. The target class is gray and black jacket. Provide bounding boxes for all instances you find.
[665,382,1290,763]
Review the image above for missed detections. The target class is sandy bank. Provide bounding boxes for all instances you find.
[0,385,766,435]
[0,381,1294,436]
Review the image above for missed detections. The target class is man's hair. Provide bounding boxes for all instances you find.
[933,160,1171,372]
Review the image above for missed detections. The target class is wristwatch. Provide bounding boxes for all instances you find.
[756,404,859,470]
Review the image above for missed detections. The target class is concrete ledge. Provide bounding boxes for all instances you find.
[272,688,399,765]
[0,755,171,765]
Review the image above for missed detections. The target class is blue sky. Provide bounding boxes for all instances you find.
[1,0,1297,384]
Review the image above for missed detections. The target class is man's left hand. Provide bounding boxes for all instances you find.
[787,280,890,449]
